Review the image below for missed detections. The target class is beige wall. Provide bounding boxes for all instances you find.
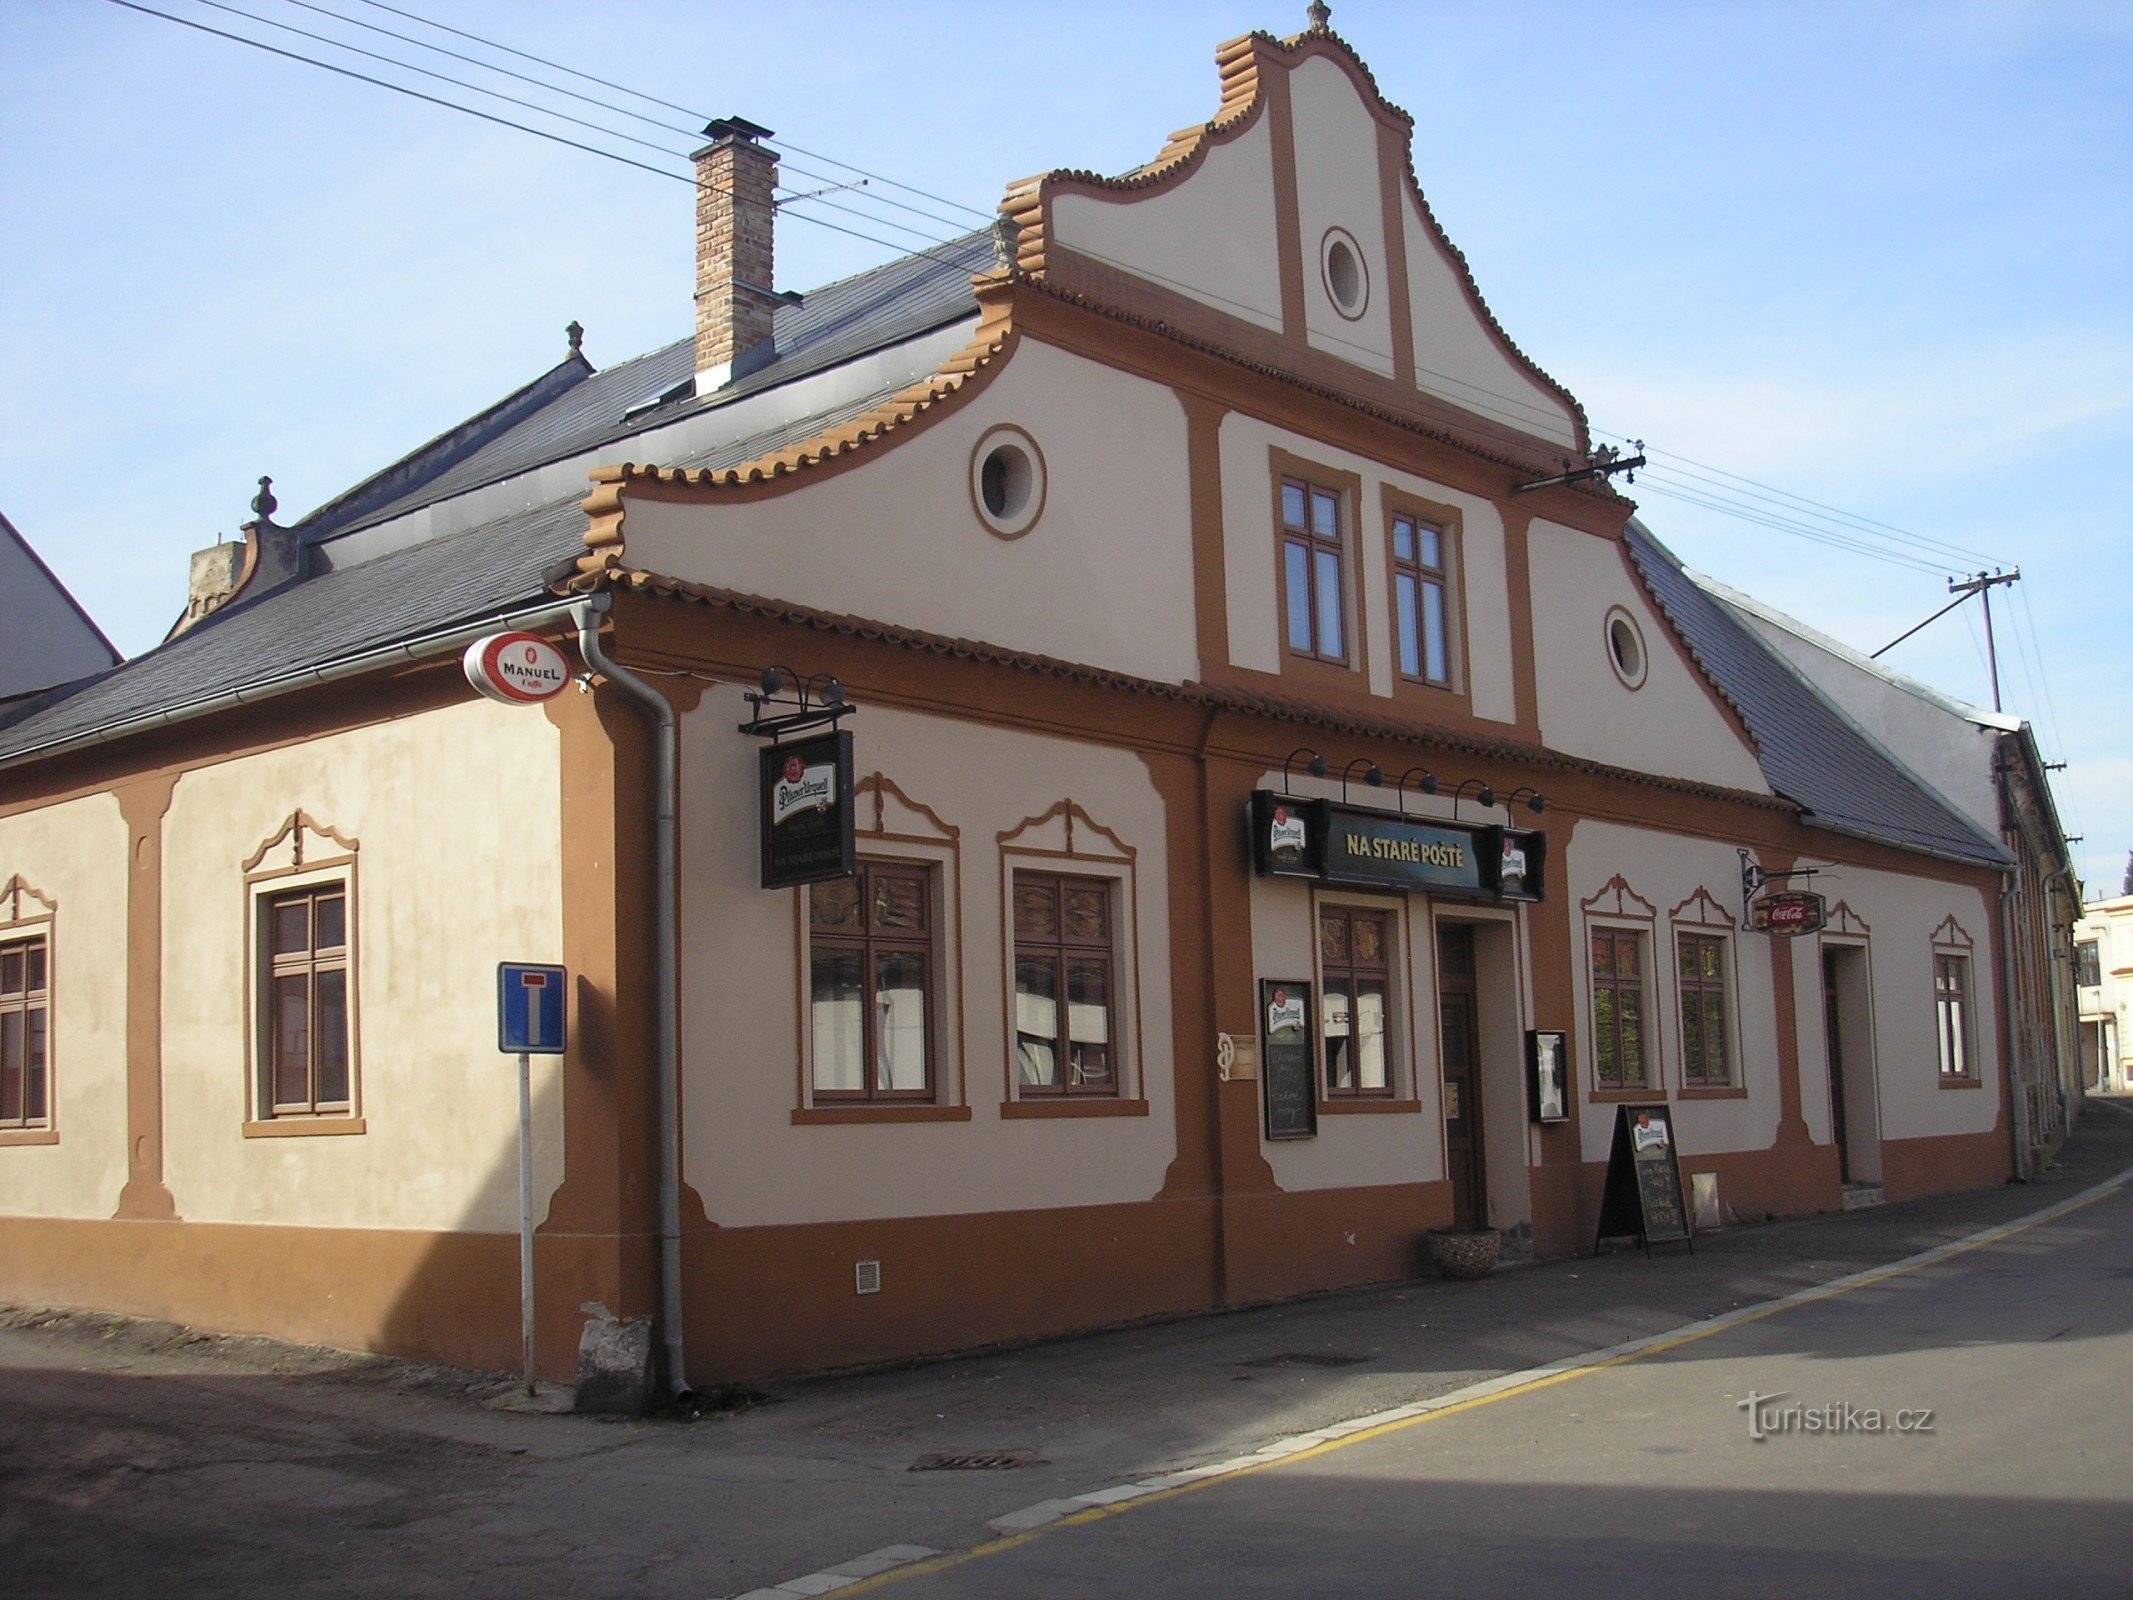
[1218,411,1517,721]
[1050,113,1285,333]
[624,339,1198,687]
[0,792,129,1218]
[1528,519,1770,794]
[158,698,565,1232]
[675,686,1177,1227]
[1794,857,2002,1145]
[1564,820,1786,1165]
[1291,53,1398,379]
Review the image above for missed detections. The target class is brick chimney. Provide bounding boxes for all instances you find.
[693,116,780,390]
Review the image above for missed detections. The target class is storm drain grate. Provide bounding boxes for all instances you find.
[908,1451,1045,1472]
[1240,1352,1369,1369]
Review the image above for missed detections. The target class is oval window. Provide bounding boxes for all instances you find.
[1605,607,1648,689]
[969,426,1046,538]
[1320,228,1369,320]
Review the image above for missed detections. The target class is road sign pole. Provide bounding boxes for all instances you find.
[518,1049,535,1398]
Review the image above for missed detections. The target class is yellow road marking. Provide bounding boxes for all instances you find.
[834,1173,2129,1594]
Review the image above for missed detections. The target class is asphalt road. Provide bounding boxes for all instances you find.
[878,1179,2133,1600]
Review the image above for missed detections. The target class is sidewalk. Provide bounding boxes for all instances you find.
[5,1098,2129,1600]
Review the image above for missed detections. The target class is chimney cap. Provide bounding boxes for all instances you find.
[702,116,775,144]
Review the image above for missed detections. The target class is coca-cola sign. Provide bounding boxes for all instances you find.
[1750,890,1826,936]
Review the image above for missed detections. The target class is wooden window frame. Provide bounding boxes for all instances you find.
[1388,506,1456,690]
[0,930,53,1137]
[2075,939,2100,990]
[1011,869,1122,1100]
[1318,902,1398,1101]
[1589,925,1653,1092]
[259,882,354,1120]
[1676,930,1733,1089]
[1279,472,1350,665]
[1934,950,1975,1083]
[806,859,940,1105]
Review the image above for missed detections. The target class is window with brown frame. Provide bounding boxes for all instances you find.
[1590,927,1649,1088]
[1935,953,1972,1079]
[809,863,935,1101]
[1678,932,1731,1086]
[1320,906,1393,1096]
[1281,477,1348,663]
[1012,872,1117,1096]
[1391,513,1451,687]
[1,936,50,1129]
[262,885,350,1117]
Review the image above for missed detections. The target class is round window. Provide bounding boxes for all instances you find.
[1605,607,1648,689]
[1320,227,1369,320]
[969,425,1046,538]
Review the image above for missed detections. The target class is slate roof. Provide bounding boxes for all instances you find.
[300,229,995,542]
[1625,520,2012,869]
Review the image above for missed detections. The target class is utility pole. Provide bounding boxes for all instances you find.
[1949,569,2021,712]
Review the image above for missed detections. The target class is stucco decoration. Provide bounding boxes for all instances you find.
[1669,886,1736,930]
[1828,900,1872,938]
[0,874,57,923]
[1931,915,1974,951]
[241,811,359,875]
[854,773,959,845]
[1580,874,1658,921]
[995,798,1135,862]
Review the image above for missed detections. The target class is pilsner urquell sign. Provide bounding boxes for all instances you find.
[759,731,855,889]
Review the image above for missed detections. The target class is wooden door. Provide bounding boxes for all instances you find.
[1438,926,1486,1230]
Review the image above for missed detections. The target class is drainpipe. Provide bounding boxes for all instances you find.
[1998,873,2032,1183]
[573,597,689,1400]
[2041,865,2079,1128]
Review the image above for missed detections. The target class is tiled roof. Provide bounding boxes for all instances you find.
[1625,521,2012,869]
[299,229,996,542]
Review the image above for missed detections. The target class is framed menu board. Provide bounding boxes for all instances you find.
[1594,1103,1693,1255]
[1259,979,1317,1141]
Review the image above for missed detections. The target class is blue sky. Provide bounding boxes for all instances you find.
[3,1,2127,893]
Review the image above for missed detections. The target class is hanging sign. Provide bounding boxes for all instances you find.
[1249,791,1325,879]
[1750,890,1827,936]
[463,632,572,705]
[759,730,855,889]
[1494,827,1548,903]
[1259,979,1317,1141]
[1594,1103,1693,1255]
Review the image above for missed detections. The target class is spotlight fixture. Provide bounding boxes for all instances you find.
[1282,747,1329,794]
[1341,758,1384,803]
[1451,777,1497,820]
[1394,767,1438,816]
[1507,786,1546,815]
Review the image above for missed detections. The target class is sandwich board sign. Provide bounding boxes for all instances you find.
[1594,1102,1693,1256]
[498,962,567,1055]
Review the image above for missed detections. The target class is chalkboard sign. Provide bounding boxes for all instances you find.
[1594,1103,1693,1255]
[1260,979,1317,1141]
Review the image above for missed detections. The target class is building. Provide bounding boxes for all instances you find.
[1697,576,2084,1171]
[0,15,2046,1388]
[2076,886,2133,1094]
[0,511,120,707]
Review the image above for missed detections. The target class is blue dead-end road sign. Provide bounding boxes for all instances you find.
[498,962,567,1054]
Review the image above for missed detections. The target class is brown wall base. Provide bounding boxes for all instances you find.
[1881,1130,2012,1201]
[0,1215,656,1379]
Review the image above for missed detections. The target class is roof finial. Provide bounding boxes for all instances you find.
[250,475,277,521]
[1306,0,1331,32]
[566,319,584,358]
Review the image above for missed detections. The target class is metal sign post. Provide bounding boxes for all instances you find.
[498,962,567,1397]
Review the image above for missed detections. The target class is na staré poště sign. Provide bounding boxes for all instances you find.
[463,631,572,705]
[759,730,855,889]
[1248,791,1546,905]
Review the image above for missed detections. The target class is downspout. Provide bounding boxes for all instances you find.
[573,596,689,1400]
[2041,865,2079,1124]
[1998,872,2032,1183]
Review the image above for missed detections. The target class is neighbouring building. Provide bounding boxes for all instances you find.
[0,14,2055,1387]
[0,511,121,707]
[1698,576,2084,1171]
[2077,889,2133,1094]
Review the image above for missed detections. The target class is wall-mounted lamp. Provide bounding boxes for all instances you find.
[1341,758,1384,804]
[1450,777,1497,821]
[740,663,856,740]
[1282,747,1328,794]
[1394,767,1438,816]
[1506,786,1547,816]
